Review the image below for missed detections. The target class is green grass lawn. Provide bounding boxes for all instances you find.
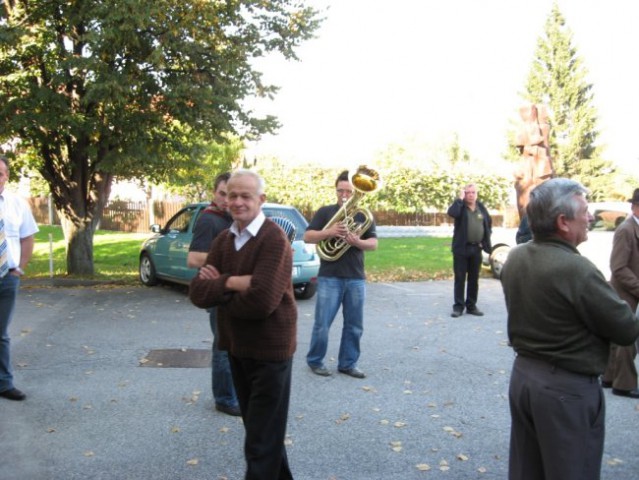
[31,226,149,283]
[29,226,455,283]
[366,236,453,282]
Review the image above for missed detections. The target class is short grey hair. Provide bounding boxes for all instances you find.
[229,169,265,195]
[526,178,588,236]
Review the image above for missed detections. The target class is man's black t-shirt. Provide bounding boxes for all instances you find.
[307,204,377,279]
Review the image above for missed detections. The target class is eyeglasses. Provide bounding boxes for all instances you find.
[336,189,353,195]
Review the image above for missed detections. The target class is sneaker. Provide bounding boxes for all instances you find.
[338,367,366,379]
[310,365,331,377]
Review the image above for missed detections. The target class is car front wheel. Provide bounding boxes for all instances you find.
[489,245,511,279]
[294,282,317,300]
[140,253,159,286]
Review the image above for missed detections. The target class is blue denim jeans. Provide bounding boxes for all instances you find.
[209,308,238,408]
[306,276,365,371]
[0,273,20,392]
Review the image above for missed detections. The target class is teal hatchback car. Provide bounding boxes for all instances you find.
[139,202,320,299]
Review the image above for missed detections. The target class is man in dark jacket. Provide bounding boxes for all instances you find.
[187,172,240,416]
[501,178,639,480]
[447,183,492,317]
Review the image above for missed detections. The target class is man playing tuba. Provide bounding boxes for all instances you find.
[305,169,378,379]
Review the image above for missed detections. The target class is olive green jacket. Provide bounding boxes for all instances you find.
[501,236,639,376]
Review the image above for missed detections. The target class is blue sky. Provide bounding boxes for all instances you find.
[246,0,639,175]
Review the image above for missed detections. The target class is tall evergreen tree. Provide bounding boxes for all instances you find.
[522,3,615,199]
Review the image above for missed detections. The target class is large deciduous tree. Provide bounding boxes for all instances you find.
[522,3,615,198]
[0,0,321,274]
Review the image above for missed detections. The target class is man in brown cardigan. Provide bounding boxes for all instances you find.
[189,170,297,480]
[602,189,639,398]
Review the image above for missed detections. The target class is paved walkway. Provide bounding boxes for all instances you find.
[2,279,638,479]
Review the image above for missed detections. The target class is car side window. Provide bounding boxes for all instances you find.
[166,208,196,234]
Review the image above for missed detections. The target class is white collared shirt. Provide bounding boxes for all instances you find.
[0,190,39,268]
[229,211,266,251]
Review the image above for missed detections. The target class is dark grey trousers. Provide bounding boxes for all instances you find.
[508,355,605,480]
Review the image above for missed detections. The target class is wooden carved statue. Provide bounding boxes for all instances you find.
[513,103,555,220]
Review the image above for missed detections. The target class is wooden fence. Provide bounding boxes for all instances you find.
[29,197,510,233]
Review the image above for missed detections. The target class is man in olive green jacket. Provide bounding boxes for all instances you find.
[501,178,639,480]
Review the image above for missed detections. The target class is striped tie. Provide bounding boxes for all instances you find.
[0,210,8,278]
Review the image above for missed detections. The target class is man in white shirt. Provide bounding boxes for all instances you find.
[0,155,39,401]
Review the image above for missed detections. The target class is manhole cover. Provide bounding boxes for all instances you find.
[140,349,211,368]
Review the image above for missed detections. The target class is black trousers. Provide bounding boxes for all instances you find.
[508,355,605,480]
[229,355,294,480]
[452,244,482,310]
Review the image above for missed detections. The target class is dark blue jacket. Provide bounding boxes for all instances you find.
[447,199,492,255]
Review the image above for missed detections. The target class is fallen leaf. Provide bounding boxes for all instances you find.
[390,441,402,452]
[394,422,407,428]
[335,413,350,424]
[84,451,95,457]
[380,419,390,425]
[171,426,180,433]
[46,428,56,433]
[478,467,487,473]
[219,427,229,433]
[457,453,469,461]
[186,458,199,466]
[416,463,431,471]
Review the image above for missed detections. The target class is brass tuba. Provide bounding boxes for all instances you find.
[317,165,382,262]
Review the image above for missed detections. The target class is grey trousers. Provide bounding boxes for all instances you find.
[508,355,605,480]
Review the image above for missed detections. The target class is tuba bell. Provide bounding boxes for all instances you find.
[317,165,382,262]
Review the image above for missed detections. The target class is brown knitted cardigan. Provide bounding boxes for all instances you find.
[189,219,297,361]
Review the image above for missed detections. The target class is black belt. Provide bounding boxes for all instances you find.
[467,242,480,246]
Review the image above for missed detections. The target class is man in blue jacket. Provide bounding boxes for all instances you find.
[447,183,492,317]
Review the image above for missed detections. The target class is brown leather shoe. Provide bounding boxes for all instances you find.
[0,388,26,401]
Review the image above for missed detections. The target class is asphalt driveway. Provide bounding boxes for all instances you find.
[2,278,637,480]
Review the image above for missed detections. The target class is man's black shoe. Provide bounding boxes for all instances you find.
[0,388,26,401]
[215,403,241,416]
[612,388,639,399]
[466,307,484,316]
[601,380,613,389]
[338,367,366,379]
[450,310,463,318]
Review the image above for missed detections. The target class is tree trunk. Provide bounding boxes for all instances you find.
[61,217,95,275]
